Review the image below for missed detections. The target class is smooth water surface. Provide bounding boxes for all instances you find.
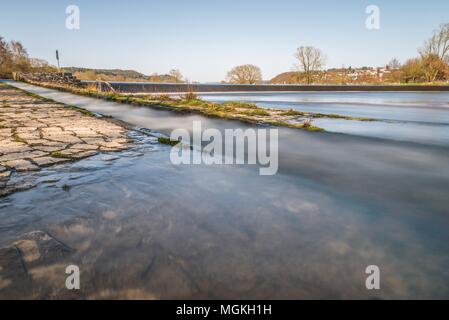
[202,92,449,146]
[1,82,448,299]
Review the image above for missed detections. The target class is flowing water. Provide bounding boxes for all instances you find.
[202,92,449,146]
[1,82,449,299]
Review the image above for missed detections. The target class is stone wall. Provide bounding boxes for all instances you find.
[14,72,82,87]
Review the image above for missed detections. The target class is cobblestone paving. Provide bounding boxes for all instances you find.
[0,84,132,189]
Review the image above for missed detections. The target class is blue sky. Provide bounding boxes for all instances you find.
[1,0,448,82]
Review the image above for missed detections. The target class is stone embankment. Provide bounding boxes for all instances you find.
[13,72,82,87]
[0,83,132,195]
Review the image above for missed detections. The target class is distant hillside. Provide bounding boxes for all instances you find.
[63,67,148,81]
[63,67,181,83]
[269,72,299,84]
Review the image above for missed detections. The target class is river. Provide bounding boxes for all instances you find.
[1,81,448,299]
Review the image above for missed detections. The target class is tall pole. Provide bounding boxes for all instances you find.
[56,50,60,71]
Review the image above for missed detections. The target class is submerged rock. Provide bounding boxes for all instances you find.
[0,230,76,299]
[13,231,75,268]
[0,245,28,291]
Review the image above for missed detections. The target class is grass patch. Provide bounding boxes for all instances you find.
[300,120,325,131]
[12,135,27,144]
[280,109,306,116]
[183,90,198,100]
[158,137,181,146]
[180,99,211,108]
[61,184,71,192]
[50,151,74,159]
[301,125,325,132]
[143,94,173,102]
[112,96,131,103]
[11,129,27,144]
[239,109,271,117]
[223,101,259,109]
[281,109,374,121]
[206,104,234,113]
[270,120,325,132]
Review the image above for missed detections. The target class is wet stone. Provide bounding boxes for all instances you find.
[2,160,40,172]
[13,231,75,268]
[33,156,71,167]
[0,84,133,184]
[0,246,28,290]
[101,155,120,162]
[70,150,99,160]
[33,145,67,153]
[0,171,11,179]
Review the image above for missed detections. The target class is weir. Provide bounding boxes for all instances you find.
[95,82,449,94]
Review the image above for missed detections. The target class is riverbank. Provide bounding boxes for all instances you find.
[0,83,133,196]
[12,79,384,132]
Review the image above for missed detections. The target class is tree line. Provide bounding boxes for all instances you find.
[0,36,57,78]
[225,23,449,85]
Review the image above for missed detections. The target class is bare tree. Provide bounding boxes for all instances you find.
[169,69,183,83]
[226,64,262,84]
[9,40,30,72]
[420,23,449,63]
[0,37,54,77]
[295,46,325,84]
[421,54,449,82]
[9,41,28,59]
[402,58,424,83]
[0,37,12,76]
[387,58,401,70]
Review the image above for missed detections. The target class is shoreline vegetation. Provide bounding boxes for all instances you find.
[13,79,383,133]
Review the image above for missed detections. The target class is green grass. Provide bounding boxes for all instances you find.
[281,109,374,121]
[223,101,259,109]
[11,129,27,144]
[158,137,181,146]
[183,91,198,100]
[239,109,271,117]
[280,109,306,116]
[50,151,74,159]
[270,121,325,132]
[12,135,27,144]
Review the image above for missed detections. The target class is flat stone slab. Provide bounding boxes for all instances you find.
[32,156,71,167]
[70,150,99,160]
[0,84,133,190]
[0,171,11,179]
[2,159,40,172]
